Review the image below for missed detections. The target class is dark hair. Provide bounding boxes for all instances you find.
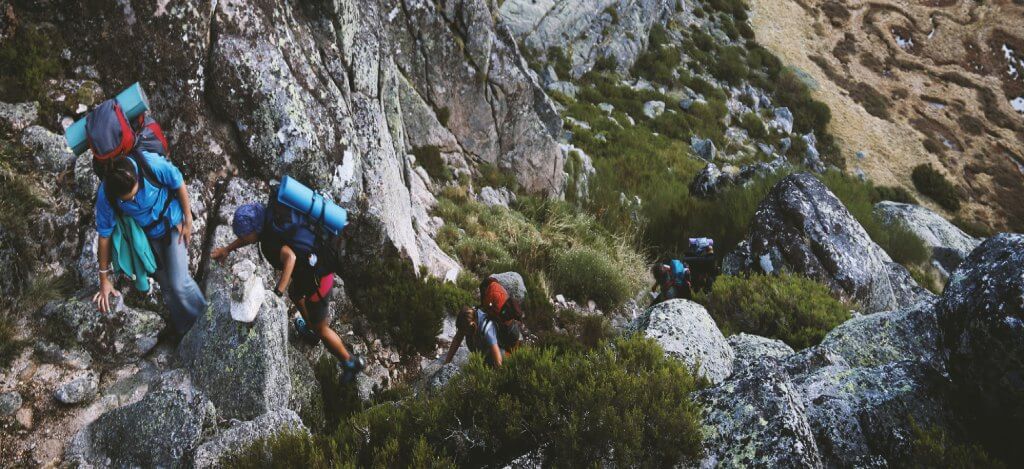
[456,306,476,334]
[105,157,138,199]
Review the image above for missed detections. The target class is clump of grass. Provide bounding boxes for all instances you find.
[0,23,64,103]
[547,46,572,79]
[699,273,852,349]
[229,337,705,467]
[912,164,961,212]
[549,245,637,311]
[412,145,451,183]
[951,215,992,238]
[873,185,918,204]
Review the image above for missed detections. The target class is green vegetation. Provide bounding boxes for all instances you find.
[909,267,942,295]
[412,145,452,183]
[436,106,451,127]
[911,164,961,212]
[228,337,705,467]
[0,24,64,103]
[434,187,647,316]
[631,25,681,86]
[345,256,474,355]
[477,163,518,191]
[907,421,1005,469]
[738,112,767,139]
[0,310,21,367]
[951,215,993,238]
[547,46,572,79]
[873,185,918,204]
[699,273,851,349]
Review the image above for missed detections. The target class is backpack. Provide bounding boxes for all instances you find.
[669,259,689,287]
[686,237,714,257]
[479,277,523,322]
[86,98,174,225]
[260,185,345,289]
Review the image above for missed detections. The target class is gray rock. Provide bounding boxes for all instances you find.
[479,186,517,208]
[801,133,825,173]
[695,361,823,468]
[490,271,527,303]
[73,149,98,200]
[54,372,100,405]
[937,234,1024,433]
[40,297,163,365]
[0,391,22,416]
[598,102,615,114]
[34,341,93,370]
[0,101,39,133]
[794,361,958,467]
[787,299,945,375]
[728,333,795,374]
[546,80,579,99]
[771,107,794,134]
[874,201,981,277]
[179,260,292,421]
[287,345,325,431]
[20,125,75,173]
[193,409,307,469]
[499,0,669,77]
[725,173,930,313]
[631,299,734,384]
[65,370,215,468]
[690,163,728,197]
[541,65,559,85]
[643,100,665,118]
[690,137,717,161]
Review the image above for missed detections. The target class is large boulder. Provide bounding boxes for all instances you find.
[874,201,981,277]
[20,125,75,173]
[725,173,929,313]
[192,409,307,469]
[65,370,216,468]
[631,299,733,384]
[39,297,163,365]
[727,333,794,374]
[793,361,958,467]
[498,0,671,77]
[695,361,823,468]
[178,259,292,421]
[937,234,1024,436]
[785,299,946,376]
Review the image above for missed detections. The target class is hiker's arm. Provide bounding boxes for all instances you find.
[488,343,503,367]
[92,236,121,314]
[211,233,259,263]
[176,185,193,246]
[276,245,297,296]
[444,332,464,364]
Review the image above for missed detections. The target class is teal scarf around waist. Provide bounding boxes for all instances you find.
[111,215,158,292]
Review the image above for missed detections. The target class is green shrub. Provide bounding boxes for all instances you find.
[238,337,704,467]
[738,112,767,139]
[882,221,930,266]
[709,46,748,86]
[345,257,474,355]
[547,46,572,79]
[907,421,1005,469]
[477,163,518,191]
[549,246,638,311]
[873,185,918,204]
[951,215,992,238]
[911,164,961,211]
[454,237,514,276]
[0,164,48,311]
[535,310,615,353]
[700,273,851,349]
[412,145,451,183]
[909,267,942,295]
[0,24,64,102]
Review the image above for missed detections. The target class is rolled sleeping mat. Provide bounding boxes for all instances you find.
[65,82,150,155]
[277,175,348,235]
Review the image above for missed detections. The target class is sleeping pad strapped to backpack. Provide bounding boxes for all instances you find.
[259,185,346,295]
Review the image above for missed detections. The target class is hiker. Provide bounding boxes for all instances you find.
[91,151,207,335]
[651,258,693,305]
[444,276,523,367]
[211,201,365,377]
[682,237,718,294]
[85,96,207,336]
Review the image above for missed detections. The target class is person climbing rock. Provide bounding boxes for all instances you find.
[91,150,207,336]
[651,258,693,305]
[682,237,718,294]
[212,201,365,379]
[444,275,523,366]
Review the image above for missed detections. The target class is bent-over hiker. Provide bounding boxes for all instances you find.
[445,275,523,366]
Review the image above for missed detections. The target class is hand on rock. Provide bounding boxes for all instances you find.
[93,279,121,314]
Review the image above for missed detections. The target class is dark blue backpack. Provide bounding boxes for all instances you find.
[260,186,344,282]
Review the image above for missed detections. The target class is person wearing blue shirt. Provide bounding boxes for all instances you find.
[92,152,207,335]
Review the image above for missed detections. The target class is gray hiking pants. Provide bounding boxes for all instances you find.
[148,228,207,334]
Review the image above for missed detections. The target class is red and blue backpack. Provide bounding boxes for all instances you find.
[85,98,174,227]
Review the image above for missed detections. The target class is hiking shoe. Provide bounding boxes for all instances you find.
[293,317,320,345]
[339,354,366,384]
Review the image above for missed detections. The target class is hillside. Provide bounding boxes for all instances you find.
[748,0,1024,231]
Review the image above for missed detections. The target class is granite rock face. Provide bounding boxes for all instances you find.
[874,201,981,278]
[632,299,734,384]
[724,173,930,313]
[192,409,307,469]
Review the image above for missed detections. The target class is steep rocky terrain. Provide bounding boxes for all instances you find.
[1,0,1021,467]
[748,0,1024,231]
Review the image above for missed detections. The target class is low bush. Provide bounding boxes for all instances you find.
[547,46,572,79]
[907,421,1005,469]
[0,24,64,102]
[873,185,917,204]
[908,267,942,295]
[345,257,474,355]
[700,273,851,349]
[882,221,930,266]
[231,337,705,467]
[911,164,961,211]
[738,112,767,139]
[412,145,451,183]
[549,246,637,311]
[951,215,993,238]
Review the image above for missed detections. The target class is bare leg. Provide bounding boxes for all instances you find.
[313,320,352,362]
